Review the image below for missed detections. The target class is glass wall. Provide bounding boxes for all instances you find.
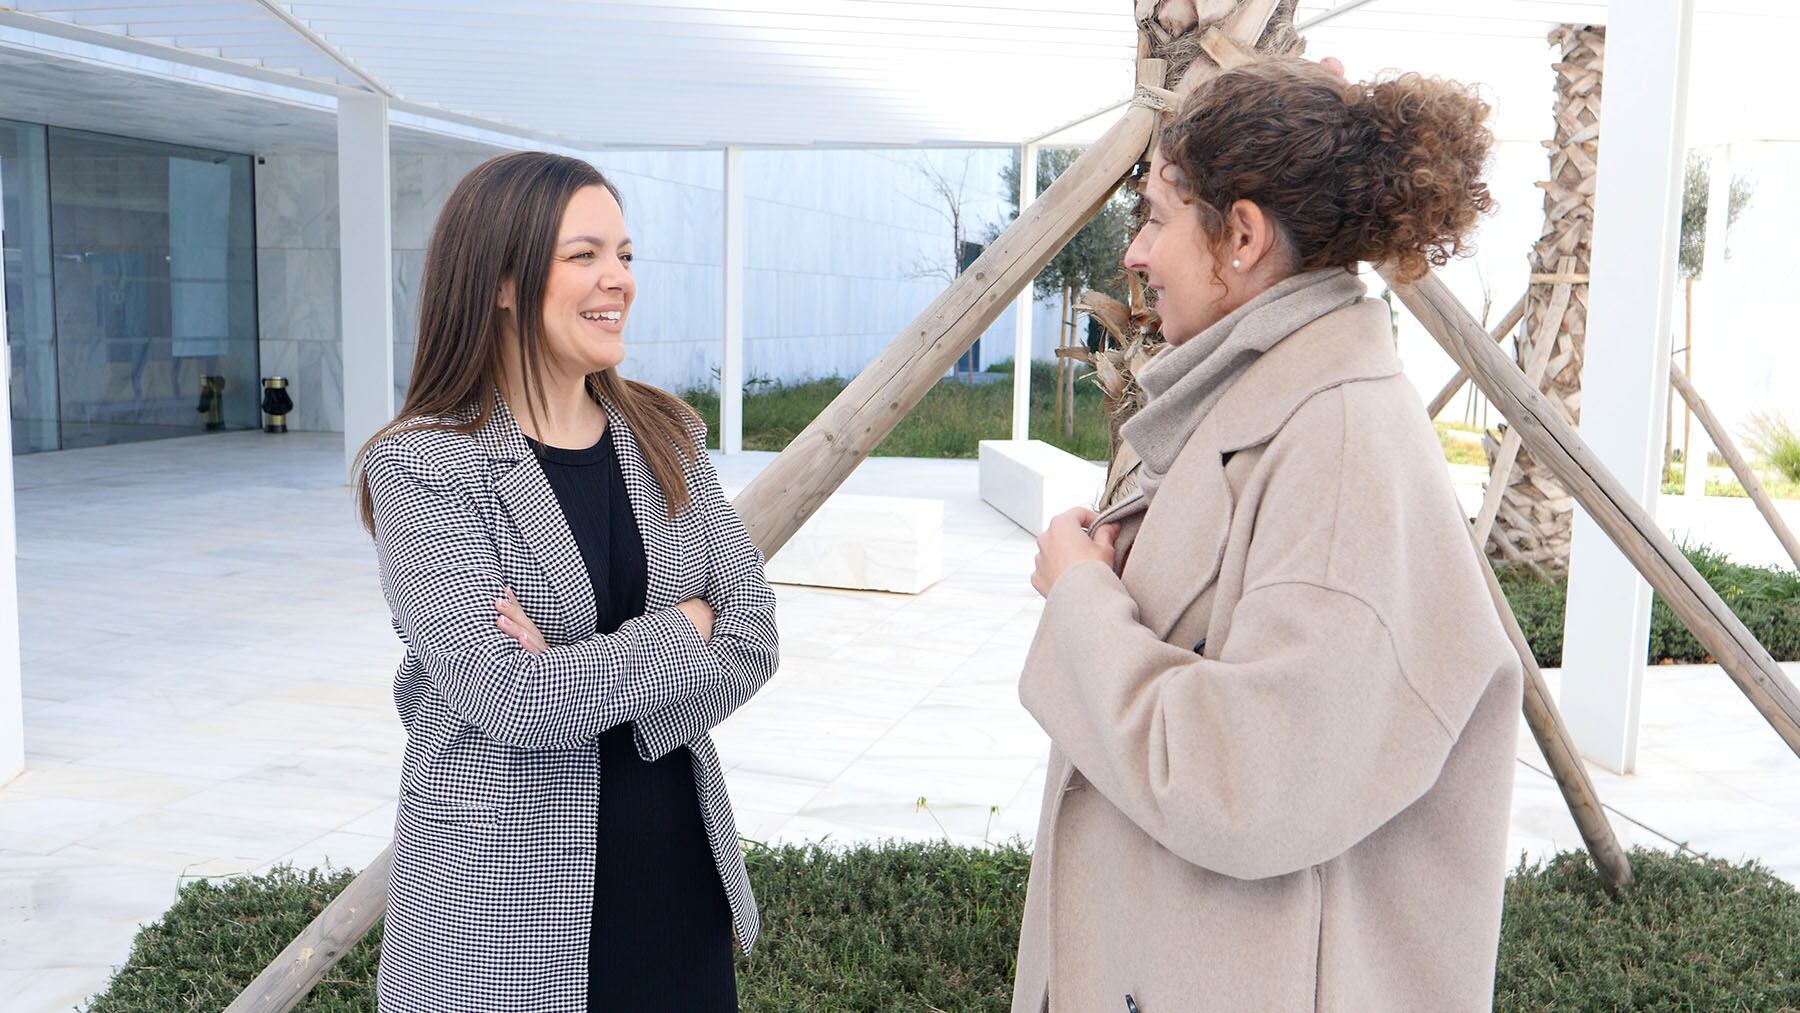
[0,118,58,453]
[0,119,259,452]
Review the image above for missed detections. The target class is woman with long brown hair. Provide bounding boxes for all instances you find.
[356,151,777,1011]
[1013,59,1522,1011]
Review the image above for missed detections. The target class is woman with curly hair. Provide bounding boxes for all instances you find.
[1012,59,1521,1012]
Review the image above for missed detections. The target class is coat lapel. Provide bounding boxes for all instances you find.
[602,400,684,611]
[1115,298,1403,644]
[1118,417,1234,642]
[477,395,598,646]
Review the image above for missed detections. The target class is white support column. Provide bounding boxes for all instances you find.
[1685,142,1732,499]
[1560,0,1695,773]
[337,91,395,474]
[0,170,23,784]
[1011,143,1039,441]
[721,147,745,455]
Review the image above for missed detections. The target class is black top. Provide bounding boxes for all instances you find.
[529,428,737,1012]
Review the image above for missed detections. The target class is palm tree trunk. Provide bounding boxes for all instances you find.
[1484,23,1602,574]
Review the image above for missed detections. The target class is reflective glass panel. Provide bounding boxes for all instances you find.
[0,117,58,453]
[46,127,258,448]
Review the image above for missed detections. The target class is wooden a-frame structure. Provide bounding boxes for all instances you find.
[229,3,1800,1008]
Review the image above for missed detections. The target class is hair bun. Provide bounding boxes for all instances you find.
[1161,59,1495,285]
[1341,73,1496,283]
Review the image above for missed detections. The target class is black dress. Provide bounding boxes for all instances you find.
[529,429,738,1012]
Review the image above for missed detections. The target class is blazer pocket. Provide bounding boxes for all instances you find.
[399,787,500,826]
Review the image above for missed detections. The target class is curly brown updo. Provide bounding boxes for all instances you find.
[1159,58,1495,285]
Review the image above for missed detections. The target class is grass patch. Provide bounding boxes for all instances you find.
[683,361,1110,462]
[1661,461,1800,500]
[1437,421,1489,467]
[1498,544,1800,667]
[84,846,1800,1011]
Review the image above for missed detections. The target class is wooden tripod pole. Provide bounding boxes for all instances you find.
[1669,363,1800,571]
[1472,543,1635,891]
[1470,264,1577,550]
[1438,288,1632,890]
[1386,267,1800,759]
[1425,293,1527,420]
[1419,272,1630,891]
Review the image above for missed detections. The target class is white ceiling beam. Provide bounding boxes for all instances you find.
[1297,0,1386,30]
[246,0,391,95]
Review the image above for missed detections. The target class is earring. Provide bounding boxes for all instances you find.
[1231,258,1242,270]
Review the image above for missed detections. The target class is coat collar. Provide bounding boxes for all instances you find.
[1206,297,1401,454]
[1093,297,1399,532]
[1100,298,1400,641]
[471,390,534,464]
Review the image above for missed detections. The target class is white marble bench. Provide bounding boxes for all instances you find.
[977,439,1106,535]
[753,492,945,595]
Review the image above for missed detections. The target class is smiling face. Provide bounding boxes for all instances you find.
[536,183,635,376]
[1122,150,1234,346]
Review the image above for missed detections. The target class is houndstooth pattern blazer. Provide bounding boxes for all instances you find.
[363,392,778,1013]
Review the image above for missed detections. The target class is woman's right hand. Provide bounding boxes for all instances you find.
[676,598,715,641]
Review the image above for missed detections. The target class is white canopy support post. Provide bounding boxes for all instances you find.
[1686,142,1732,499]
[338,90,395,474]
[722,147,745,455]
[0,169,22,784]
[1560,0,1695,774]
[1011,142,1039,441]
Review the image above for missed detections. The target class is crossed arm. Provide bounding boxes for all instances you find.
[368,435,778,754]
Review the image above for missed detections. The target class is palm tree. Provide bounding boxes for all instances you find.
[1482,24,1603,574]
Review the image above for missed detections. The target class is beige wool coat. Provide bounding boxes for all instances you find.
[1012,299,1523,1013]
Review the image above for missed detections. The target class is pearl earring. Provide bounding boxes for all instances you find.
[1232,258,1242,270]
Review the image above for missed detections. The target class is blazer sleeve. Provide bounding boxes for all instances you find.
[1020,561,1459,881]
[366,436,725,750]
[632,430,780,761]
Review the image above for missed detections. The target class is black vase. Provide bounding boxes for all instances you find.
[261,377,293,434]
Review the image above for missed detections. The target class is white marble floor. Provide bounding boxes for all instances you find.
[2,432,1797,1012]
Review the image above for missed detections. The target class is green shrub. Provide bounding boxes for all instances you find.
[82,847,1800,1012]
[1498,545,1800,667]
[83,843,1030,1013]
[739,841,1029,1011]
[83,866,383,1013]
[1742,411,1800,485]
[1497,849,1800,1011]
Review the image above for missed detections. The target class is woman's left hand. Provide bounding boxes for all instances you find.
[496,586,547,655]
[1031,507,1120,598]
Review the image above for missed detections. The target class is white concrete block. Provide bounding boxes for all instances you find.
[759,492,944,594]
[978,439,1105,535]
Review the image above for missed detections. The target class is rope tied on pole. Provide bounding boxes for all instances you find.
[1132,84,1179,112]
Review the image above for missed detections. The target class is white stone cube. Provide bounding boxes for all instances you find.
[760,492,944,594]
[977,439,1105,535]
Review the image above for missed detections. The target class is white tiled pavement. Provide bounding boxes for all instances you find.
[1,433,1796,1012]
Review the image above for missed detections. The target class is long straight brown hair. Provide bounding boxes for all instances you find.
[354,151,700,533]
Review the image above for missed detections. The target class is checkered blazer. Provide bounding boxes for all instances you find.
[363,392,778,1013]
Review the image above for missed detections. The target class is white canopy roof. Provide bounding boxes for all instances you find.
[1,0,1797,151]
[0,0,1137,148]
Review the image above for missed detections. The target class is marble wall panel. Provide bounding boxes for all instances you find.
[295,340,343,433]
[254,155,335,250]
